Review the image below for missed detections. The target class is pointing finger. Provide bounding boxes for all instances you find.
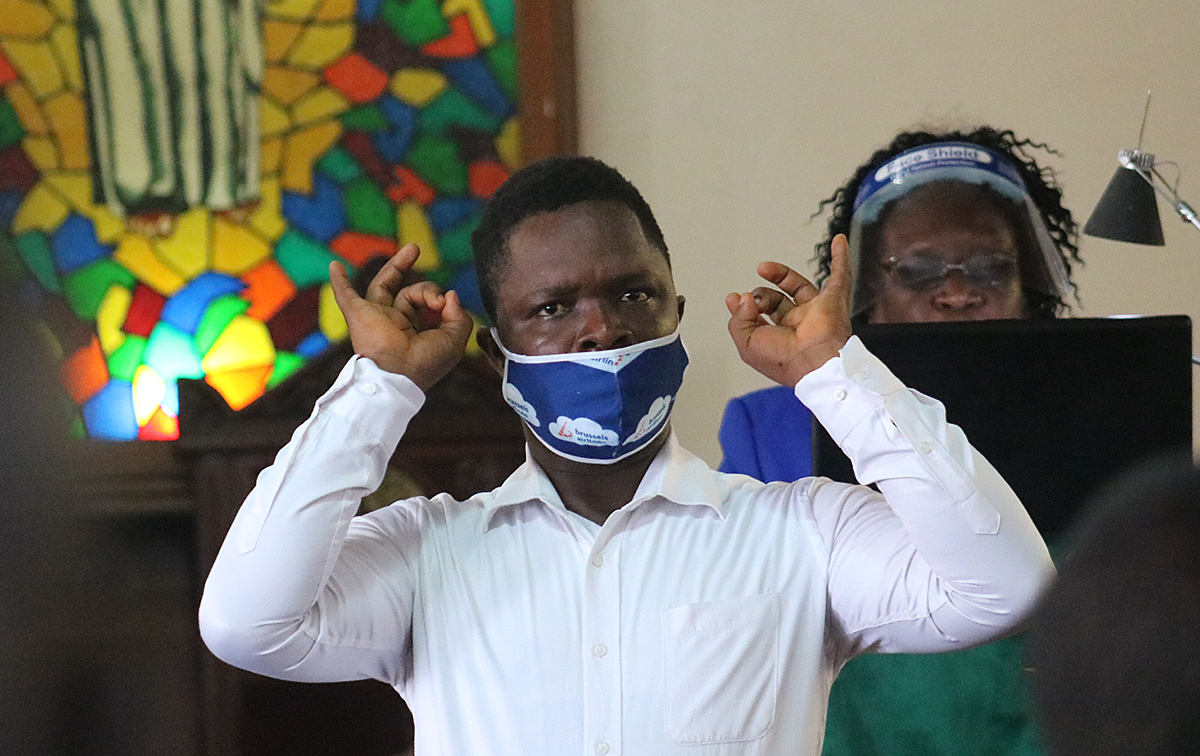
[750,287,794,323]
[757,261,819,305]
[366,244,421,306]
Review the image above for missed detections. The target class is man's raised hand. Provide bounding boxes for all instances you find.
[329,244,474,391]
[726,234,854,387]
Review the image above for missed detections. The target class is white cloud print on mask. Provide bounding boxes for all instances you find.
[502,383,539,427]
[623,396,672,446]
[549,416,619,447]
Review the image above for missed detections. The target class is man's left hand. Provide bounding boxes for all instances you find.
[726,233,854,387]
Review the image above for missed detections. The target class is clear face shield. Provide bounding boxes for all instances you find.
[846,142,1071,318]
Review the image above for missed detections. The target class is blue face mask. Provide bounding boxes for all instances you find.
[493,329,690,464]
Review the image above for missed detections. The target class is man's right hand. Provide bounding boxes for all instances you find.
[329,244,474,391]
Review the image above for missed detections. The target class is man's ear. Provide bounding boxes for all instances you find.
[676,294,686,321]
[477,328,504,374]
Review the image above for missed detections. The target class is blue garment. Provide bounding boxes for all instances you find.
[718,387,1046,756]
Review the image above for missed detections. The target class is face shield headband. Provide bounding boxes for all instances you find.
[846,142,1071,317]
[492,329,690,465]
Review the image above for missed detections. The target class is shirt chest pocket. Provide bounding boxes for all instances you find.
[661,593,780,745]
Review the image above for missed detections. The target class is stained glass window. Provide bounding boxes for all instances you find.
[0,0,517,440]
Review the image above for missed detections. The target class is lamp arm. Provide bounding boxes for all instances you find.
[1125,159,1200,233]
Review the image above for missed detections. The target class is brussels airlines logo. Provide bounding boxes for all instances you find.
[502,383,539,427]
[624,396,672,445]
[550,417,619,447]
[582,349,644,374]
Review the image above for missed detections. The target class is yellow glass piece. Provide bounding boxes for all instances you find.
[262,65,321,106]
[292,86,349,127]
[12,181,69,234]
[50,24,82,92]
[390,68,447,107]
[0,38,63,98]
[7,82,47,134]
[496,117,521,170]
[114,235,185,295]
[260,97,290,138]
[46,0,72,21]
[281,119,340,193]
[314,0,354,22]
[22,135,59,170]
[318,282,347,341]
[398,201,438,271]
[263,20,304,62]
[201,314,275,373]
[206,365,272,411]
[83,205,126,244]
[43,92,89,170]
[0,0,55,37]
[265,0,321,21]
[286,22,353,69]
[96,283,131,355]
[41,170,91,209]
[443,0,496,47]
[154,207,211,280]
[261,136,283,174]
[131,364,167,426]
[250,176,286,240]
[464,314,484,355]
[213,217,272,275]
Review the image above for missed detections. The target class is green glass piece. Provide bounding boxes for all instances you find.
[315,145,364,183]
[107,335,148,382]
[0,97,24,151]
[195,294,251,356]
[423,267,451,287]
[405,135,468,195]
[275,230,339,289]
[381,0,450,47]
[69,414,86,438]
[482,0,514,38]
[340,103,390,132]
[267,351,306,389]
[420,87,500,135]
[144,322,204,381]
[437,212,480,267]
[344,177,397,238]
[15,231,60,293]
[486,40,518,102]
[62,259,136,320]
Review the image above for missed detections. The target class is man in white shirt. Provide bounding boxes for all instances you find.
[199,156,1053,756]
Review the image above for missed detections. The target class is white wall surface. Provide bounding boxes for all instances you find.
[574,0,1200,466]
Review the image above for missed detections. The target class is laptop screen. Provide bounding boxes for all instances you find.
[811,315,1193,536]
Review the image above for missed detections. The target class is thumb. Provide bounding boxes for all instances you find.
[824,234,854,300]
[439,290,476,344]
[726,292,761,352]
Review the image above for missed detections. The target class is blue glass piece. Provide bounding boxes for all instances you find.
[379,95,418,131]
[82,379,138,440]
[442,58,515,120]
[0,189,23,227]
[373,96,418,163]
[295,331,331,358]
[161,376,180,417]
[447,266,485,318]
[374,128,412,164]
[160,272,247,334]
[427,196,483,232]
[356,0,383,22]
[281,173,347,244]
[51,214,110,273]
[143,321,205,381]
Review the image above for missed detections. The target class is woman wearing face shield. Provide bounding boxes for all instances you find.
[717,127,1081,756]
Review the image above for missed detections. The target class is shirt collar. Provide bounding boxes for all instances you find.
[482,432,723,531]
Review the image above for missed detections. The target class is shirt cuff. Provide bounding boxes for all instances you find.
[793,336,903,446]
[313,355,427,452]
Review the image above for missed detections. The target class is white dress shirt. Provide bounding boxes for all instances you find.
[199,336,1053,756]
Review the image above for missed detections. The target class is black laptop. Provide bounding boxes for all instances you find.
[811,315,1194,536]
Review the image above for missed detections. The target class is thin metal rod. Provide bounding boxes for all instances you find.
[1137,90,1152,151]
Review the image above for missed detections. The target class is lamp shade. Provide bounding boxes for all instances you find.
[1083,151,1165,245]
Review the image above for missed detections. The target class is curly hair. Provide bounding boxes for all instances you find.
[812,126,1082,319]
[471,155,668,322]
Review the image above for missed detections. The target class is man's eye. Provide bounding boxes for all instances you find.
[621,290,650,303]
[537,302,565,316]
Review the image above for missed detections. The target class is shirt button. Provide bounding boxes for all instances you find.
[918,441,933,454]
[595,741,610,754]
[591,554,604,568]
[832,388,847,401]
[853,369,868,381]
[361,383,378,395]
[593,643,608,658]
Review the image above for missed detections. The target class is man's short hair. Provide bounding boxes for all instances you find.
[471,156,669,322]
[1027,455,1200,756]
[813,126,1082,320]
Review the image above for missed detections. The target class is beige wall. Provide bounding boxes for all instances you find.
[574,0,1200,466]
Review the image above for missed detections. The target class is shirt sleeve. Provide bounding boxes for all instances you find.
[198,356,427,686]
[795,336,1055,656]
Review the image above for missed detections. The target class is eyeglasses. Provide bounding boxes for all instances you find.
[881,253,1018,292]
